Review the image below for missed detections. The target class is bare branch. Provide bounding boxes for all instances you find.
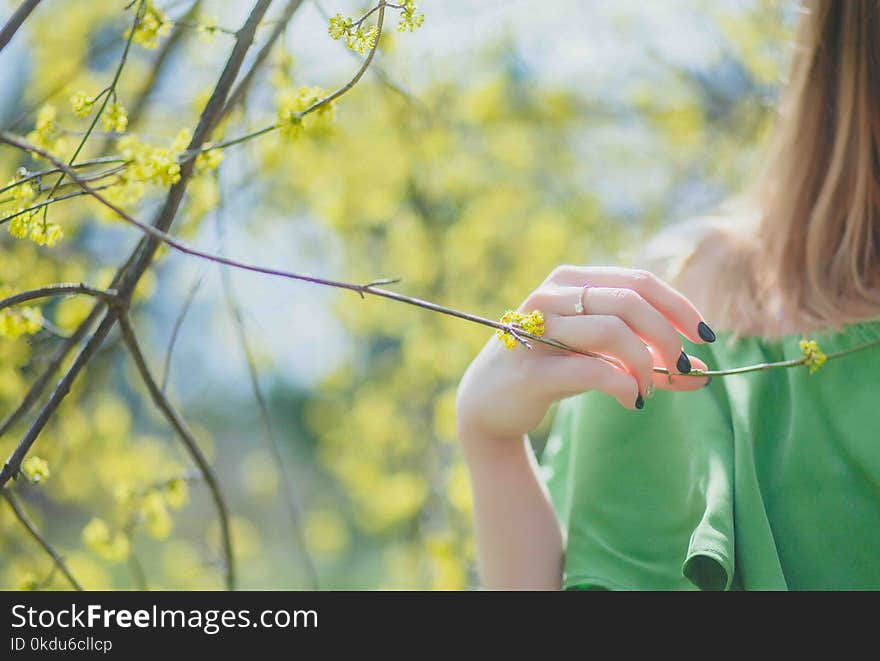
[214,180,318,589]
[117,311,235,590]
[0,246,141,439]
[161,274,205,392]
[1,183,117,227]
[0,283,117,311]
[3,490,84,591]
[220,0,305,118]
[0,0,42,53]
[125,1,202,130]
[0,131,583,358]
[0,158,125,197]
[0,0,275,491]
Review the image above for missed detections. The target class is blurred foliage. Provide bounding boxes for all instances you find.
[0,0,789,589]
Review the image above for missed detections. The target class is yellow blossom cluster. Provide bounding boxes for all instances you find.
[126,1,171,49]
[327,14,379,55]
[25,104,68,155]
[496,309,546,349]
[195,145,224,172]
[198,16,219,43]
[82,518,131,563]
[397,1,426,32]
[21,456,50,484]
[4,170,64,246]
[275,86,334,140]
[118,135,181,187]
[103,102,128,133]
[0,308,42,339]
[70,90,96,118]
[800,339,827,374]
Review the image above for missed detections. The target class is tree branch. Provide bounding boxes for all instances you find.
[117,311,235,590]
[220,0,305,118]
[0,284,117,311]
[0,0,274,493]
[0,0,42,53]
[160,273,205,392]
[125,1,202,130]
[214,176,318,589]
[3,490,84,591]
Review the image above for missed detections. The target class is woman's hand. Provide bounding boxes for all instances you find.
[456,266,714,446]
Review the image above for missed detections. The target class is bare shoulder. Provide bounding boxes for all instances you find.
[634,213,760,334]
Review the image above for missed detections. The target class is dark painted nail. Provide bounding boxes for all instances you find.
[697,321,716,343]
[635,394,645,410]
[677,351,692,374]
[703,377,712,388]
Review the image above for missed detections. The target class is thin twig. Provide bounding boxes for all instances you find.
[183,0,390,160]
[0,283,117,311]
[214,174,319,589]
[3,490,84,591]
[0,157,125,196]
[0,183,117,226]
[7,130,880,379]
[125,1,201,131]
[117,311,235,591]
[128,550,149,590]
[160,274,205,392]
[0,247,141,439]
[0,0,42,53]
[37,0,144,215]
[0,0,275,494]
[220,0,305,117]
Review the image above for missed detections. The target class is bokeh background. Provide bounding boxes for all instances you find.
[0,0,793,589]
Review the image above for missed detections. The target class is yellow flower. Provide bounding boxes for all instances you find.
[29,222,63,247]
[0,307,42,338]
[127,1,171,49]
[141,491,172,539]
[70,91,95,118]
[102,102,128,133]
[82,518,110,549]
[496,309,545,349]
[8,214,32,239]
[26,104,65,154]
[163,478,189,510]
[82,518,131,563]
[520,310,545,336]
[195,145,224,172]
[197,16,218,43]
[276,86,334,140]
[118,135,181,187]
[346,25,378,55]
[328,14,352,41]
[398,1,425,33]
[8,178,36,203]
[170,128,192,154]
[17,571,41,591]
[799,339,827,374]
[21,456,50,483]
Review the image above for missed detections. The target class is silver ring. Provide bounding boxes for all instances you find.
[574,286,586,314]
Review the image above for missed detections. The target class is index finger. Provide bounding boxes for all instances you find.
[547,265,715,344]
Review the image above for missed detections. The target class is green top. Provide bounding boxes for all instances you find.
[541,320,880,590]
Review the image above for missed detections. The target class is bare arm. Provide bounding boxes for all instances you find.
[456,265,715,589]
[461,432,563,590]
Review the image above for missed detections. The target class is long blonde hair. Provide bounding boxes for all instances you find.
[670,0,880,337]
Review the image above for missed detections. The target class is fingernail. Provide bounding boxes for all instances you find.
[635,394,645,410]
[703,377,712,388]
[644,383,655,399]
[677,351,692,374]
[697,321,716,343]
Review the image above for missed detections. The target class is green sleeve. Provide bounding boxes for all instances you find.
[541,340,737,590]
